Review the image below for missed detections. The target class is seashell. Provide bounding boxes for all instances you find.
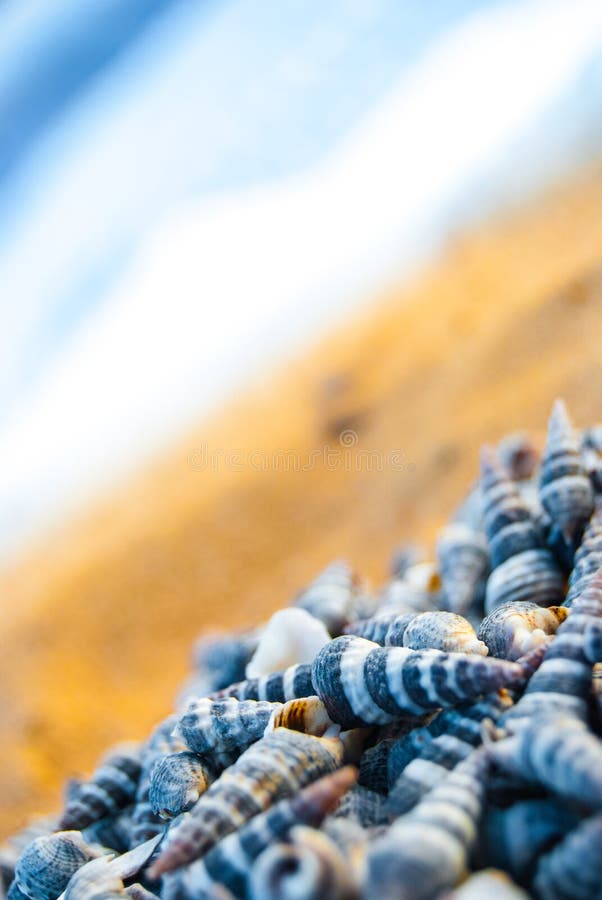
[265,696,338,738]
[60,743,142,831]
[177,696,279,761]
[437,523,489,617]
[14,831,102,900]
[388,543,426,579]
[192,630,260,693]
[130,717,186,849]
[246,609,330,678]
[497,432,540,482]
[488,715,602,808]
[0,816,59,890]
[293,560,373,637]
[343,610,417,646]
[387,732,480,816]
[480,446,564,612]
[149,726,344,877]
[566,503,602,605]
[8,883,31,900]
[161,767,357,900]
[501,570,602,728]
[357,738,395,794]
[584,617,602,664]
[61,835,161,900]
[478,602,568,660]
[148,751,215,819]
[401,610,488,655]
[364,748,489,899]
[481,799,580,885]
[248,826,359,900]
[539,399,594,547]
[443,869,529,899]
[533,810,602,900]
[376,572,440,618]
[311,635,542,729]
[208,662,314,703]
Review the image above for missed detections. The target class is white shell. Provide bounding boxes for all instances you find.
[246,609,330,678]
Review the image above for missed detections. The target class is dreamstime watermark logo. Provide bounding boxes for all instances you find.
[188,429,415,474]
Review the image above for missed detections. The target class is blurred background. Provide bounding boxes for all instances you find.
[1,0,602,834]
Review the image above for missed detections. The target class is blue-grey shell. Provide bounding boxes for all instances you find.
[293,560,373,636]
[209,663,314,703]
[177,697,278,760]
[436,522,489,617]
[130,717,185,848]
[14,831,100,900]
[311,635,539,729]
[534,811,602,900]
[148,751,215,819]
[161,767,356,899]
[149,727,344,877]
[477,601,568,660]
[566,505,602,606]
[192,629,260,693]
[401,610,487,655]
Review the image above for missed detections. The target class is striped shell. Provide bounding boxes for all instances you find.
[331,783,390,828]
[311,635,541,729]
[246,608,330,678]
[584,617,602,664]
[534,811,602,900]
[249,826,359,900]
[60,743,142,831]
[343,611,417,646]
[177,697,279,760]
[566,503,602,605]
[401,610,488,655]
[62,835,161,900]
[539,399,594,546]
[148,751,215,819]
[149,726,344,877]
[501,570,602,728]
[480,446,564,612]
[581,425,602,493]
[130,717,186,848]
[14,831,101,900]
[0,815,59,889]
[364,749,489,899]
[192,629,259,693]
[481,798,579,885]
[161,767,357,900]
[436,523,489,617]
[489,715,602,808]
[209,662,314,703]
[478,602,568,660]
[293,560,372,637]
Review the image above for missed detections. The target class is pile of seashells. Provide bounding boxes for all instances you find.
[4,399,602,900]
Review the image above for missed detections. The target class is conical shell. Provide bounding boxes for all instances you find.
[293,560,372,637]
[566,504,602,605]
[343,611,417,646]
[437,523,489,617]
[149,727,344,877]
[209,662,314,703]
[177,697,279,760]
[130,717,186,849]
[539,399,594,545]
[401,610,488,655]
[60,743,142,831]
[161,767,357,900]
[534,811,602,900]
[311,635,542,729]
[14,831,101,900]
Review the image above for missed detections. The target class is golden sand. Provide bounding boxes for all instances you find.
[1,167,602,835]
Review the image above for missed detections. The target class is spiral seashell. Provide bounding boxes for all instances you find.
[208,662,314,703]
[481,799,580,885]
[480,446,564,612]
[584,617,602,663]
[149,726,344,877]
[437,523,489,617]
[177,696,279,762]
[248,826,359,900]
[478,602,568,660]
[245,608,330,678]
[566,503,602,605]
[60,743,142,831]
[62,835,161,900]
[265,696,337,738]
[357,739,395,794]
[7,883,30,900]
[311,635,542,729]
[364,748,489,899]
[148,751,215,820]
[192,630,260,693]
[443,869,529,900]
[501,569,602,728]
[83,806,134,854]
[14,831,101,900]
[331,784,390,828]
[130,717,185,849]
[161,767,357,899]
[489,715,602,808]
[401,610,488,655]
[533,811,602,900]
[539,399,594,547]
